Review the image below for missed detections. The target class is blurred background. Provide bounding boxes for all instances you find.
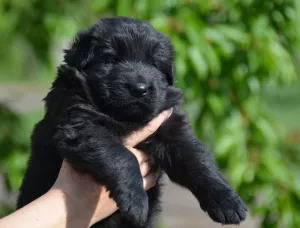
[0,0,300,227]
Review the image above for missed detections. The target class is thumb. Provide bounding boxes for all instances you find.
[123,108,173,147]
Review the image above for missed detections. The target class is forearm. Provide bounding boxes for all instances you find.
[1,189,70,228]
[0,188,108,228]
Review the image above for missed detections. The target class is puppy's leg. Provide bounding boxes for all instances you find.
[159,112,247,224]
[54,114,148,226]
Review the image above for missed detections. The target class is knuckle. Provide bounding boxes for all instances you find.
[123,136,135,146]
[145,124,156,134]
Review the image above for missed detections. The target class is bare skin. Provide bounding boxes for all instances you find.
[0,109,172,228]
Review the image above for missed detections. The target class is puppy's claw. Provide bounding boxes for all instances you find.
[199,189,247,225]
[115,189,149,226]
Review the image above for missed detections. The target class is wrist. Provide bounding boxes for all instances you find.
[48,187,95,228]
[44,188,70,227]
[50,161,118,226]
[50,184,116,227]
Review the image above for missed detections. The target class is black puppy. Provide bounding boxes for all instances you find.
[17,17,247,227]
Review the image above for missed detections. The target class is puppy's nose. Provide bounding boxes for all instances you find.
[130,83,149,97]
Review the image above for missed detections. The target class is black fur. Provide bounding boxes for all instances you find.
[17,17,247,227]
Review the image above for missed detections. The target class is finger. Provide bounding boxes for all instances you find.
[143,171,160,191]
[128,148,149,164]
[123,108,173,147]
[140,161,151,177]
[60,160,69,170]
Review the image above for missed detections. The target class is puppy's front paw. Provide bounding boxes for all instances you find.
[114,187,149,226]
[200,188,247,224]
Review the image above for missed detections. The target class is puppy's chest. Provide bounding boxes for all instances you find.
[110,126,166,158]
[134,134,166,169]
[101,116,175,163]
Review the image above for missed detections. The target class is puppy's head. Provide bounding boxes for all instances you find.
[64,17,182,122]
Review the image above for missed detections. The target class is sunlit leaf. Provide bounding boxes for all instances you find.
[215,135,236,157]
[255,118,277,142]
[230,162,248,188]
[187,46,208,80]
[217,25,250,46]
[203,43,221,76]
[207,93,225,117]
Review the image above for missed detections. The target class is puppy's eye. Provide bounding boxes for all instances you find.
[153,62,159,68]
[94,58,117,65]
[96,53,118,64]
[105,59,117,64]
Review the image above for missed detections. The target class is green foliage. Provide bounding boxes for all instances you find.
[0,105,29,191]
[0,0,300,227]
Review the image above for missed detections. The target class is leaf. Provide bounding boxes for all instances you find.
[215,135,236,157]
[255,118,277,142]
[267,41,297,85]
[230,162,248,188]
[279,195,294,228]
[150,16,169,33]
[204,27,227,44]
[251,15,269,37]
[247,50,259,73]
[187,46,208,80]
[216,25,250,46]
[202,43,221,76]
[4,150,28,190]
[207,93,225,117]
[244,165,255,183]
[90,0,111,12]
[180,9,204,46]
[175,54,187,81]
[116,0,133,16]
[247,77,261,94]
[261,150,293,187]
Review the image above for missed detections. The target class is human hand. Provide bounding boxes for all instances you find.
[51,108,173,227]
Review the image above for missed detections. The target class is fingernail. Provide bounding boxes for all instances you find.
[166,108,173,118]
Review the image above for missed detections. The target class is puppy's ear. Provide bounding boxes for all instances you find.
[64,29,95,69]
[56,64,98,108]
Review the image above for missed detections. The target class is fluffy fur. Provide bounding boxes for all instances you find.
[17,17,247,228]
